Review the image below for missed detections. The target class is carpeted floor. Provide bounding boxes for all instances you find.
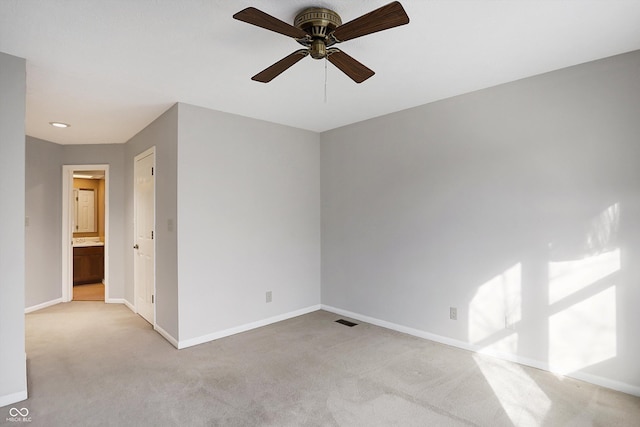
[5,302,639,426]
[72,283,104,301]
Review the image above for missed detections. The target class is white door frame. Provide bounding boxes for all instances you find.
[134,147,156,325]
[61,164,110,302]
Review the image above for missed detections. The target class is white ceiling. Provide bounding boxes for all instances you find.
[1,1,640,145]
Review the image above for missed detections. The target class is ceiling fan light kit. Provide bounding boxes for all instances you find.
[233,2,409,83]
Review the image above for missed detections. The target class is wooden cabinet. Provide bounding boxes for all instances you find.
[73,246,104,285]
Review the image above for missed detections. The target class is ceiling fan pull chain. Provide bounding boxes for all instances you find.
[324,56,328,103]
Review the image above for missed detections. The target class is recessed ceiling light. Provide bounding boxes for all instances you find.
[49,122,70,128]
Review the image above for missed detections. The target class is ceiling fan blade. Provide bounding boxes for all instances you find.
[233,7,308,39]
[331,1,409,42]
[327,49,375,83]
[252,50,309,83]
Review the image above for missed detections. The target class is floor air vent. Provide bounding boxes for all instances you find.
[335,319,358,327]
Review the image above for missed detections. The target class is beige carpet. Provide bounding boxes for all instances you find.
[7,302,640,426]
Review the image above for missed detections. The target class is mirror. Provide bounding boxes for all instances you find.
[72,171,105,237]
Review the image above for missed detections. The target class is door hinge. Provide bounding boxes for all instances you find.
[151,167,154,176]
[151,230,154,239]
[152,295,154,304]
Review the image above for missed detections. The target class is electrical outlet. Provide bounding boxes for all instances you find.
[450,307,457,320]
[266,291,272,303]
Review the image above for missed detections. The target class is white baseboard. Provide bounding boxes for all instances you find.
[178,304,322,349]
[0,389,28,408]
[552,368,640,397]
[0,353,28,407]
[123,299,135,313]
[25,298,63,314]
[106,298,136,313]
[321,304,640,397]
[26,298,136,314]
[155,324,179,349]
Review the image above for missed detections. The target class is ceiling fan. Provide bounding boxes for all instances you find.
[233,2,410,83]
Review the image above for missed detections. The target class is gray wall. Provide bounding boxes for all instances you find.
[0,52,27,405]
[24,140,126,307]
[321,50,640,392]
[125,104,179,339]
[23,106,176,336]
[177,103,321,343]
[25,137,63,307]
[18,47,640,395]
[62,144,126,299]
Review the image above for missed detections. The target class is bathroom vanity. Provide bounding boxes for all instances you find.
[73,238,104,285]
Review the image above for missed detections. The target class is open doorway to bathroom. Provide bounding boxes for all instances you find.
[62,165,109,302]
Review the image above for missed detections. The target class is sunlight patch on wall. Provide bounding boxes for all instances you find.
[470,263,521,353]
[549,286,616,374]
[548,203,619,305]
[473,354,551,426]
[548,248,620,304]
[586,203,619,254]
[547,204,619,374]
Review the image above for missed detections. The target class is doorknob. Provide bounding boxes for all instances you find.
[133,244,139,250]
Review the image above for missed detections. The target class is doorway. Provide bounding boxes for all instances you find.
[61,165,109,302]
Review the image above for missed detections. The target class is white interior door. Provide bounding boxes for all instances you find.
[134,149,155,324]
[76,189,95,232]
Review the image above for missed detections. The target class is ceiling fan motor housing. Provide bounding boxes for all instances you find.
[294,8,342,59]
